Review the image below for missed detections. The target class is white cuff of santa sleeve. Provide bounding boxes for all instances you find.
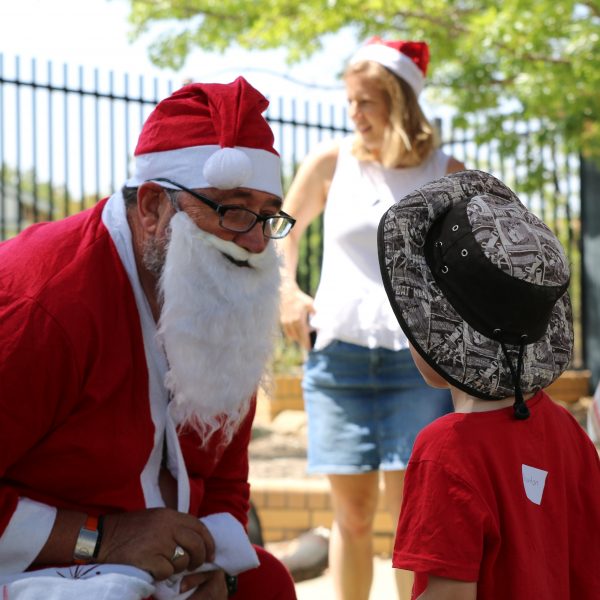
[0,498,57,573]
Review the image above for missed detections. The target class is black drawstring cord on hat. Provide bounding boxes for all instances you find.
[499,337,530,420]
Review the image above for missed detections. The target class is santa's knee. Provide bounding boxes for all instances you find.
[236,545,297,599]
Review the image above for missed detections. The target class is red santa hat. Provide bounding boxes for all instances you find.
[349,37,429,97]
[126,76,282,197]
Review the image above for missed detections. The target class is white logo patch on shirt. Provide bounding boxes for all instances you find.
[522,464,548,505]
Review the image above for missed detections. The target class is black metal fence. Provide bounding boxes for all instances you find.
[0,54,585,366]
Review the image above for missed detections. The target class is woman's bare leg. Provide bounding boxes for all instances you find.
[328,472,380,600]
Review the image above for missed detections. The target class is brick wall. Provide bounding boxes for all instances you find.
[250,477,395,556]
[266,370,591,419]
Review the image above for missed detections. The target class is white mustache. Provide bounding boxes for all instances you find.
[191,226,273,269]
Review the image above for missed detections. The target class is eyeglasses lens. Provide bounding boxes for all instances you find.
[221,208,256,232]
[265,217,291,239]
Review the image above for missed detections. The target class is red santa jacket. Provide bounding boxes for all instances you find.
[0,199,253,537]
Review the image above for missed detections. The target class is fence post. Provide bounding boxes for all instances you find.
[580,157,600,389]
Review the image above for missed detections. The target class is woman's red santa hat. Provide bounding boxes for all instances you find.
[126,76,282,197]
[349,37,429,97]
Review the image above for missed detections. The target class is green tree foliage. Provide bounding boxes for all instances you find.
[127,0,600,159]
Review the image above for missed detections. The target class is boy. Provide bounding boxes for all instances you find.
[377,170,600,599]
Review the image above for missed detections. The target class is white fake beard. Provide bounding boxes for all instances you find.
[156,211,281,446]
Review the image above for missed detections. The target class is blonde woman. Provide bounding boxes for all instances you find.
[279,38,465,600]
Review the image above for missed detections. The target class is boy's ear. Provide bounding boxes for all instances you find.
[137,182,168,235]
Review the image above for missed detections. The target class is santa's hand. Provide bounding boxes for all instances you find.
[98,508,216,580]
[180,569,228,599]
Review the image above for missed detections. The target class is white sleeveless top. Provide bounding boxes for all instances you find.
[311,136,450,351]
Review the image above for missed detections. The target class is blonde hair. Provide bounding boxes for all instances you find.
[344,60,437,168]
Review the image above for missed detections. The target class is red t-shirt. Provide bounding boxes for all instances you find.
[393,391,600,599]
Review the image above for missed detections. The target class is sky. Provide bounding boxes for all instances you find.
[0,0,351,106]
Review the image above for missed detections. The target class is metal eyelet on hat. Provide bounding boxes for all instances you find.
[452,225,459,231]
[461,249,468,257]
[441,266,449,274]
[435,241,443,247]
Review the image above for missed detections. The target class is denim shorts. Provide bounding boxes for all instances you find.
[302,340,453,474]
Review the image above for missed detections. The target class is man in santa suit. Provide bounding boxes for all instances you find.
[0,77,298,599]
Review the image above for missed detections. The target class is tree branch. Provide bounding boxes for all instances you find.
[392,9,470,34]
[174,7,246,21]
[496,41,571,66]
[142,1,248,22]
[393,9,570,65]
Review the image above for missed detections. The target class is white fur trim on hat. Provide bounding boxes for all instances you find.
[125,145,282,197]
[350,44,426,96]
[203,147,253,189]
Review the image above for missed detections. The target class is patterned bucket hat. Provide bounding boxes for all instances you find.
[378,170,573,419]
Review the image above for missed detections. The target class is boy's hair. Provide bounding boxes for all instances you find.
[344,60,437,169]
[378,170,573,419]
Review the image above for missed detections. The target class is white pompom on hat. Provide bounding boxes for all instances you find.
[349,37,430,97]
[126,76,282,197]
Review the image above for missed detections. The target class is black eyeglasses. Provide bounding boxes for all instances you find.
[147,177,296,240]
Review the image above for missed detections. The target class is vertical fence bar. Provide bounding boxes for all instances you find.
[94,68,101,202]
[329,103,335,138]
[316,102,323,144]
[124,72,130,196]
[559,138,580,365]
[539,125,548,224]
[109,70,116,193]
[498,122,506,182]
[63,62,70,217]
[47,60,54,221]
[291,98,298,183]
[152,77,160,104]
[277,96,285,169]
[512,119,521,194]
[303,101,311,177]
[564,147,575,256]
[551,138,560,234]
[0,53,5,239]
[31,58,39,222]
[526,121,535,214]
[15,56,22,232]
[299,99,310,294]
[138,74,146,132]
[78,65,85,210]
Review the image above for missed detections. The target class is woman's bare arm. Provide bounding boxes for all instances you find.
[279,141,338,349]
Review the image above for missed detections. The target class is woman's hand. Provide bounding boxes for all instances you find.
[280,282,315,350]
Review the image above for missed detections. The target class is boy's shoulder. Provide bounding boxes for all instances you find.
[412,390,599,466]
[409,411,467,463]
